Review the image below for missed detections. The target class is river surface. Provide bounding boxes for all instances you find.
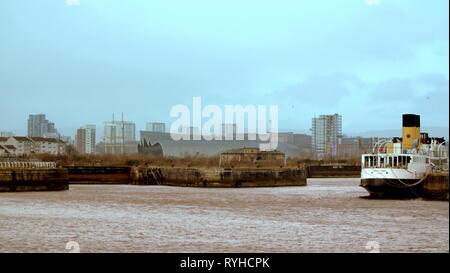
[0,178,448,253]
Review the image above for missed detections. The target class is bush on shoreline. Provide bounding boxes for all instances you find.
[26,153,360,168]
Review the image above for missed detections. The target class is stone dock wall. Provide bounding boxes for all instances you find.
[420,172,449,201]
[60,165,358,186]
[307,165,361,178]
[62,166,308,187]
[64,166,131,184]
[0,168,69,192]
[131,167,308,187]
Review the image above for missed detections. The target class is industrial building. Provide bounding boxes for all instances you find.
[293,133,313,158]
[138,131,300,158]
[336,137,386,159]
[146,122,166,133]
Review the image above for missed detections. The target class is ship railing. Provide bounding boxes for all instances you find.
[362,152,448,171]
[369,146,448,158]
[371,139,391,154]
[362,153,425,170]
[370,139,448,157]
[0,161,57,169]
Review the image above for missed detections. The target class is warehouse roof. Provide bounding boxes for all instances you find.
[152,140,300,158]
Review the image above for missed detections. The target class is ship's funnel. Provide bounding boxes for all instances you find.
[402,114,421,150]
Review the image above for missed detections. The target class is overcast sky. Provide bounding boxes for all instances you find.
[0,0,448,137]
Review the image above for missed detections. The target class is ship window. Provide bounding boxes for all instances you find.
[393,157,398,167]
[367,156,373,168]
[398,156,408,168]
[364,156,369,168]
[380,157,385,167]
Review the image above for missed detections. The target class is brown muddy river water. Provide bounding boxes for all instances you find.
[0,179,448,253]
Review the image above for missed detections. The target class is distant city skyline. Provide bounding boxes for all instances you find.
[0,1,448,136]
[3,108,450,141]
[3,114,449,142]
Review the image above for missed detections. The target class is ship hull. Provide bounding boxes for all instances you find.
[360,178,423,199]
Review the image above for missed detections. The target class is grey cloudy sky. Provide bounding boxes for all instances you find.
[0,0,448,137]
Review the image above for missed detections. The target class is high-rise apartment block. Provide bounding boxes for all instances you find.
[311,114,342,158]
[76,125,96,154]
[27,114,59,138]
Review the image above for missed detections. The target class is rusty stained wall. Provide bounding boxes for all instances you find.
[0,168,68,192]
[132,167,307,187]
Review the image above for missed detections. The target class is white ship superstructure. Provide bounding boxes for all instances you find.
[360,114,448,198]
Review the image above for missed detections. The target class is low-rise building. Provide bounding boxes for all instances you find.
[0,138,7,156]
[0,145,7,156]
[56,139,66,154]
[1,136,66,155]
[0,145,17,156]
[29,137,61,155]
[5,137,34,155]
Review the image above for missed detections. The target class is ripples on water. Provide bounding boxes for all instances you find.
[0,179,448,253]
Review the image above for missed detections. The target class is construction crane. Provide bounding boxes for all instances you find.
[103,113,133,154]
